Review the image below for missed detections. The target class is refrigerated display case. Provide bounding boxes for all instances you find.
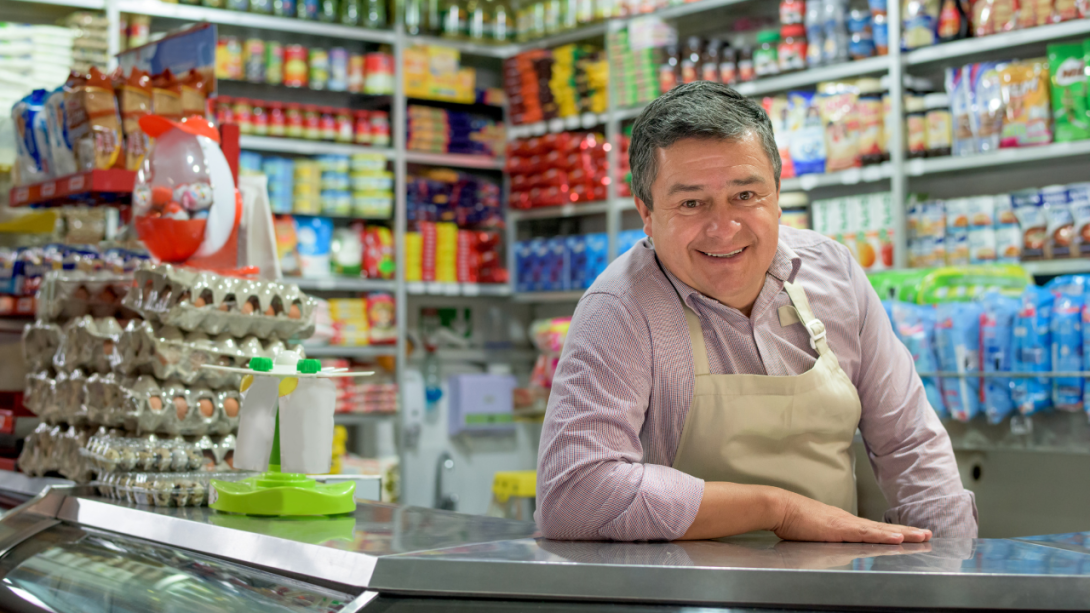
[0,486,1089,612]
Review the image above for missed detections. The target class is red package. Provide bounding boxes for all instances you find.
[363,226,395,279]
[420,222,437,282]
[457,230,479,283]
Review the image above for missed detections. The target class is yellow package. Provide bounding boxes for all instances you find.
[999,59,1052,148]
[817,84,860,172]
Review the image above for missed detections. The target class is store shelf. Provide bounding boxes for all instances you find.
[908,140,1090,178]
[1019,260,1090,277]
[509,201,611,222]
[433,348,539,362]
[301,345,396,358]
[404,34,513,58]
[10,170,135,208]
[116,0,397,42]
[405,282,512,297]
[0,296,35,318]
[507,113,610,140]
[334,412,396,425]
[6,0,103,8]
[512,290,585,303]
[404,151,504,169]
[944,411,1090,455]
[907,19,1090,66]
[239,135,394,157]
[0,470,72,498]
[781,162,893,192]
[287,277,397,292]
[514,22,609,52]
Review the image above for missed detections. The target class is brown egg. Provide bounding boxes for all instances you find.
[174,396,187,421]
[148,396,163,412]
[199,398,214,417]
[218,303,230,312]
[224,397,239,418]
[264,305,275,316]
[73,286,90,301]
[102,340,114,355]
[288,303,301,319]
[241,301,255,315]
[194,296,207,307]
[98,288,116,304]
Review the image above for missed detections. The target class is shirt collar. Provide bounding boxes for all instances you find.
[656,236,803,312]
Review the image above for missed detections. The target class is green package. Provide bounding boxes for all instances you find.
[1047,43,1090,142]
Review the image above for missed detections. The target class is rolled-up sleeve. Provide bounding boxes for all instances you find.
[536,292,704,541]
[849,259,978,538]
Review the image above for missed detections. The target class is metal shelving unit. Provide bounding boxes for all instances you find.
[512,290,585,304]
[908,140,1090,177]
[404,282,512,297]
[334,412,397,426]
[287,277,397,292]
[239,136,395,158]
[404,151,504,170]
[508,201,611,222]
[906,18,1090,65]
[1019,260,1090,277]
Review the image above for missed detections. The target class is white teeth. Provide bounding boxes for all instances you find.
[702,248,744,258]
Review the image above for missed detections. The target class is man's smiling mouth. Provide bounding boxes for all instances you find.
[699,247,746,259]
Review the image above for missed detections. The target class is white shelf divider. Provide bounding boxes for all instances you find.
[906,18,1090,66]
[509,201,611,222]
[910,141,1090,177]
[288,277,398,292]
[1020,259,1090,277]
[301,345,397,358]
[239,135,394,157]
[404,282,512,297]
[405,151,505,170]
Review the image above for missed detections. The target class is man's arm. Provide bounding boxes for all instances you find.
[849,258,979,538]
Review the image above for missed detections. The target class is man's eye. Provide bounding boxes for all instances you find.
[681,200,700,209]
[737,191,755,201]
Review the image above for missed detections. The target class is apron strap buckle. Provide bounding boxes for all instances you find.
[804,319,827,351]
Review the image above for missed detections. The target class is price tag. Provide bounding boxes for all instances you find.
[463,284,480,296]
[548,118,565,133]
[839,168,862,185]
[67,174,85,191]
[531,122,547,136]
[907,158,926,176]
[564,115,580,130]
[443,284,460,296]
[559,204,575,216]
[582,113,598,128]
[40,182,56,198]
[861,165,883,183]
[799,175,819,191]
[407,282,425,294]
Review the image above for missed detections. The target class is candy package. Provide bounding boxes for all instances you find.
[1012,188,1047,260]
[368,293,396,345]
[1051,292,1084,411]
[818,85,861,172]
[934,302,983,422]
[43,86,77,177]
[364,226,395,279]
[1012,287,1053,415]
[946,65,975,156]
[978,292,1018,424]
[999,59,1053,148]
[1047,44,1090,142]
[887,301,946,418]
[123,265,317,340]
[787,91,827,176]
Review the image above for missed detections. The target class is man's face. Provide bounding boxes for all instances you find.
[634,134,781,316]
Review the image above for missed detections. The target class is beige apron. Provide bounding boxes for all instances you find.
[670,281,862,513]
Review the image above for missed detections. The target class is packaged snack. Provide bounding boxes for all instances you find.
[787,91,826,175]
[979,292,1018,424]
[295,216,334,278]
[151,69,184,121]
[995,224,1022,263]
[972,62,1005,154]
[817,84,860,172]
[1051,292,1084,411]
[999,59,1053,148]
[902,0,940,49]
[116,68,152,171]
[364,226,395,279]
[887,301,946,417]
[994,193,1017,225]
[967,195,995,226]
[934,302,983,422]
[180,69,209,118]
[1012,287,1053,415]
[368,293,396,344]
[968,227,997,263]
[762,96,795,179]
[946,65,975,156]
[1047,44,1090,142]
[66,67,122,171]
[1042,184,1075,259]
[43,86,77,177]
[1011,188,1047,259]
[945,197,970,229]
[946,228,969,265]
[1069,183,1090,257]
[12,89,54,184]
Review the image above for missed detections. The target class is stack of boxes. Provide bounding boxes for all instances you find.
[318,359,398,415]
[328,298,370,346]
[403,45,476,104]
[406,224,505,284]
[67,12,109,74]
[505,46,607,126]
[406,105,503,157]
[505,50,552,125]
[507,132,609,209]
[608,27,659,110]
[516,230,645,292]
[811,192,897,272]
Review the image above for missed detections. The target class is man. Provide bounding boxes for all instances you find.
[536,81,977,543]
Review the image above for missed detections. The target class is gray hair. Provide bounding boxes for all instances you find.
[629,81,782,210]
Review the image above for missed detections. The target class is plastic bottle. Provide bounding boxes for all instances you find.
[925,92,952,157]
[701,38,721,83]
[737,44,755,82]
[363,0,386,27]
[778,24,806,73]
[822,0,849,64]
[905,94,927,159]
[493,0,512,42]
[544,0,561,34]
[467,0,488,39]
[937,0,969,43]
[318,0,338,21]
[442,0,466,37]
[754,30,780,78]
[719,42,737,85]
[857,78,885,166]
[805,0,824,67]
[659,44,679,92]
[847,9,874,59]
[404,0,425,34]
[681,36,701,85]
[424,346,443,412]
[340,0,360,24]
[779,0,804,24]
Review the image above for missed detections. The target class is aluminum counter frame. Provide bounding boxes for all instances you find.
[6,488,1090,610]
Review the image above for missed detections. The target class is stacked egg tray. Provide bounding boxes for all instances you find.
[93,470,256,508]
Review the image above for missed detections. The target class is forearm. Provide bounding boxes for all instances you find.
[678,482,784,540]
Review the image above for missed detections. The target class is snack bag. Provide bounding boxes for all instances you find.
[364,226,395,279]
[888,301,947,418]
[968,195,995,226]
[11,89,53,185]
[946,228,970,265]
[971,62,1005,153]
[66,67,122,171]
[786,91,826,176]
[968,226,997,263]
[945,197,970,230]
[367,293,396,345]
[762,96,795,179]
[1069,183,1090,257]
[969,0,1014,35]
[1011,188,1047,259]
[1041,184,1075,259]
[151,69,183,121]
[1051,292,1084,412]
[994,193,1017,225]
[43,86,77,177]
[1012,287,1053,415]
[978,292,1018,424]
[999,59,1053,148]
[946,65,975,156]
[1047,44,1090,142]
[995,224,1022,263]
[934,301,983,422]
[817,84,860,172]
[116,69,152,172]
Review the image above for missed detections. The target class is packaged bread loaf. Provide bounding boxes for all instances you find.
[65,67,122,170]
[116,68,152,171]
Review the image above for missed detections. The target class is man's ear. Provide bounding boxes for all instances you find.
[634,198,653,238]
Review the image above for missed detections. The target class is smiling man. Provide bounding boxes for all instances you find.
[536,81,978,542]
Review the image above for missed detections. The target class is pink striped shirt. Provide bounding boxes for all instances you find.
[536,226,978,541]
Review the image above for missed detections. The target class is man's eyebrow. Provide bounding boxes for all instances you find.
[665,183,705,196]
[730,174,767,186]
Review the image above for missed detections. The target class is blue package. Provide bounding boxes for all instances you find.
[545,237,569,291]
[12,89,52,184]
[1051,292,1084,412]
[787,91,826,176]
[515,241,535,293]
[584,233,609,288]
[239,151,263,174]
[565,235,587,290]
[979,292,1019,424]
[888,301,947,418]
[1012,287,1054,415]
[529,238,549,292]
[1045,274,1090,296]
[617,229,645,256]
[934,302,983,422]
[293,216,334,278]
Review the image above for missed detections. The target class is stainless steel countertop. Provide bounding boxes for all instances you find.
[7,488,1090,610]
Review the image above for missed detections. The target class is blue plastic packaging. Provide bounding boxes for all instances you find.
[787,91,827,176]
[887,301,947,418]
[1045,274,1090,296]
[515,241,535,293]
[978,292,1019,424]
[584,233,609,288]
[1051,292,1084,412]
[934,302,983,422]
[565,235,587,290]
[1012,287,1054,415]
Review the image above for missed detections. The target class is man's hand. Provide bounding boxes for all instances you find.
[771,490,931,545]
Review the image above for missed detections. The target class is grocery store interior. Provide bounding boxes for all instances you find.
[3,0,1090,609]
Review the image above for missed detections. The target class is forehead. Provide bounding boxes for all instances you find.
[652,134,773,184]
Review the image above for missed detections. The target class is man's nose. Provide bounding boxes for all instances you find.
[704,206,743,240]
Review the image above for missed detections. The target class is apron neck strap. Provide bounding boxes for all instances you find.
[783,281,831,356]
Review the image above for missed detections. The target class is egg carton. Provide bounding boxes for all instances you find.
[81,432,235,474]
[35,269,137,322]
[53,315,123,374]
[113,320,290,387]
[111,376,241,436]
[18,422,95,482]
[22,322,61,372]
[23,370,56,421]
[93,470,256,508]
[123,264,317,341]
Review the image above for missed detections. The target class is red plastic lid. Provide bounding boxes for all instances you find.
[139,114,221,143]
[781,23,806,38]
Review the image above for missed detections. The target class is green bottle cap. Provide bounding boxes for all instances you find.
[297,359,322,374]
[757,29,780,44]
[250,357,273,372]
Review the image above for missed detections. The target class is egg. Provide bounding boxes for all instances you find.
[223,397,239,418]
[73,286,90,301]
[174,396,187,421]
[194,296,206,307]
[264,306,275,316]
[148,396,163,412]
[288,303,301,319]
[199,398,214,417]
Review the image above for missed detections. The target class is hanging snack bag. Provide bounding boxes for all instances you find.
[1069,183,1090,257]
[979,292,1018,424]
[1047,44,1090,142]
[65,67,122,171]
[364,226,395,279]
[999,59,1053,148]
[817,83,861,172]
[11,89,53,184]
[367,293,396,345]
[888,301,947,418]
[972,62,1005,153]
[934,301,983,422]
[1042,184,1075,259]
[1011,188,1047,260]
[151,69,183,121]
[1051,292,1084,412]
[946,65,975,156]
[1012,287,1053,416]
[115,68,152,172]
[787,90,826,176]
[43,86,77,177]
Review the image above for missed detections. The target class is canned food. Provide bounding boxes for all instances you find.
[273,0,295,15]
[232,98,254,134]
[251,104,268,136]
[243,38,266,83]
[351,153,386,172]
[285,103,305,138]
[284,45,308,88]
[317,155,349,173]
[215,37,243,80]
[347,54,365,93]
[267,102,286,137]
[215,96,235,125]
[369,110,390,147]
[363,52,394,94]
[319,107,337,140]
[297,0,318,19]
[335,109,353,143]
[329,47,348,92]
[353,110,372,145]
[303,105,321,140]
[309,49,329,90]
[265,41,284,85]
